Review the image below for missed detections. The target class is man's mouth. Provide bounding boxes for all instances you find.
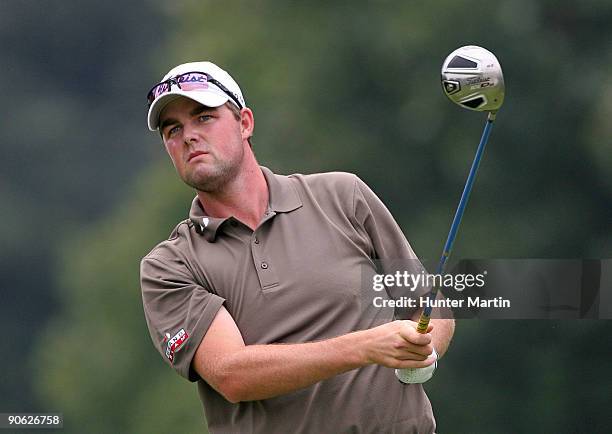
[188,151,208,162]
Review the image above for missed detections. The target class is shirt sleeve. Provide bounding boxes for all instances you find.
[140,253,225,381]
[352,176,430,317]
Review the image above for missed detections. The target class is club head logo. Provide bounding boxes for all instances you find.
[443,80,461,95]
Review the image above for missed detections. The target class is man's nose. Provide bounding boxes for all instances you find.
[183,124,199,145]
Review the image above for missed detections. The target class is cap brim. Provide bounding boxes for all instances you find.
[147,89,230,131]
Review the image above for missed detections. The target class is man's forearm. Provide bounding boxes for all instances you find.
[215,330,367,403]
[200,319,436,403]
[429,318,455,357]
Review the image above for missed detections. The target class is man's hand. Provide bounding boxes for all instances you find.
[360,320,436,369]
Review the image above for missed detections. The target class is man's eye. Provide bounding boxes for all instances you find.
[198,115,212,122]
[168,125,180,137]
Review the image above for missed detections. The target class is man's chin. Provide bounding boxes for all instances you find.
[184,172,227,193]
[183,157,242,193]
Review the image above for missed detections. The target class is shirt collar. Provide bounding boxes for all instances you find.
[188,198,229,242]
[260,166,302,213]
[188,166,302,241]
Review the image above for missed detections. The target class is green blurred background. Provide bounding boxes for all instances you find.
[1,1,611,433]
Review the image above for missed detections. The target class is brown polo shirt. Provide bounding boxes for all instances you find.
[141,167,435,434]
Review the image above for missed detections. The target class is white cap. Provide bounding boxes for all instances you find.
[147,61,246,131]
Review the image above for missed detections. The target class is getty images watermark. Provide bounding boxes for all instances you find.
[371,269,510,309]
[361,259,612,319]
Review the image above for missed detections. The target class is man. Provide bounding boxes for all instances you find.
[141,61,454,433]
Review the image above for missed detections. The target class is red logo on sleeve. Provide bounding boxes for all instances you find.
[164,328,189,363]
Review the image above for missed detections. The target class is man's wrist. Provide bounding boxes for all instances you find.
[348,327,380,367]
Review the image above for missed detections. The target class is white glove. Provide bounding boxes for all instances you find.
[395,348,438,384]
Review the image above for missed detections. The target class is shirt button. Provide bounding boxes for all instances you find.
[254,237,259,244]
[261,262,268,269]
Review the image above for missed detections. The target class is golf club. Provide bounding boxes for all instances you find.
[397,45,504,384]
[415,45,505,334]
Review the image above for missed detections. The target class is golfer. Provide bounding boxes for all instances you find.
[140,61,455,433]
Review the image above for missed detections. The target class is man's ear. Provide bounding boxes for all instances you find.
[239,108,254,141]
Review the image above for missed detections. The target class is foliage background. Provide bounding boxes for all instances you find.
[1,1,611,433]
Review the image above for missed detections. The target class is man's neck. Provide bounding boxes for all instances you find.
[195,160,269,230]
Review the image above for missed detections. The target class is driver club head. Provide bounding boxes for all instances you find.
[441,45,505,114]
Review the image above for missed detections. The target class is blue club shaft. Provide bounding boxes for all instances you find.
[416,114,496,332]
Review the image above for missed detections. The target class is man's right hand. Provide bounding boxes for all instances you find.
[360,320,436,369]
